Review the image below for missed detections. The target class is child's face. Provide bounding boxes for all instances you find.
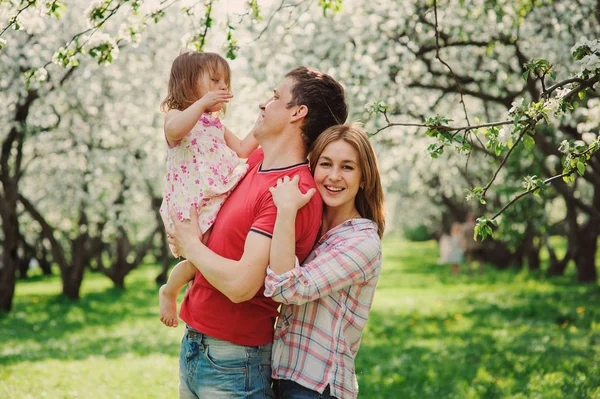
[197,69,228,112]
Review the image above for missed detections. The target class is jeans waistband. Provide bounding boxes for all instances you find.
[185,325,273,351]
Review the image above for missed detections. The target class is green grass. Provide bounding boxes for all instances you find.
[1,238,600,398]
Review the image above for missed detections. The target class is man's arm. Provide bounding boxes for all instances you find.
[167,207,270,303]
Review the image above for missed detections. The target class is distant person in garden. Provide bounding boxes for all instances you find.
[265,125,384,399]
[447,222,465,276]
[462,213,484,275]
[165,66,347,398]
[158,51,259,328]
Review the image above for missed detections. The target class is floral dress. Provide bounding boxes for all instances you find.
[160,113,248,257]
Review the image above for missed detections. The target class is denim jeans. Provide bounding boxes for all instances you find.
[274,380,336,399]
[179,326,274,398]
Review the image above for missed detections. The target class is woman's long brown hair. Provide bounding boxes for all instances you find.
[308,125,385,238]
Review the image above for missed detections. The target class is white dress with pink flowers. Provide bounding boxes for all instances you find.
[160,113,248,257]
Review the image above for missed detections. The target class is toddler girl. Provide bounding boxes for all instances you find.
[158,51,258,327]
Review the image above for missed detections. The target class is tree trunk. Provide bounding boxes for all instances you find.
[0,199,19,311]
[37,243,53,276]
[105,225,159,289]
[573,224,597,283]
[109,229,131,289]
[62,232,87,300]
[155,229,171,285]
[563,186,599,283]
[546,235,572,277]
[527,238,541,271]
[19,194,99,300]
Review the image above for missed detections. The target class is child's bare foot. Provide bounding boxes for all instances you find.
[159,285,179,327]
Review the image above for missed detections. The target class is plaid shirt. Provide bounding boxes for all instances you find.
[264,218,382,399]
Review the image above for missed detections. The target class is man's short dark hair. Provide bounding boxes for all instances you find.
[285,67,348,148]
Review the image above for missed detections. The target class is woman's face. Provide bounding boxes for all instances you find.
[313,139,362,212]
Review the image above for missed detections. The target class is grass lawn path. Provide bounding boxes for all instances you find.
[1,237,599,398]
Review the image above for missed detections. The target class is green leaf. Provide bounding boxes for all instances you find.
[523,135,535,150]
[522,70,529,81]
[495,145,502,156]
[578,91,586,100]
[577,162,585,176]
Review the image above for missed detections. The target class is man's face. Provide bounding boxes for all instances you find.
[252,77,298,142]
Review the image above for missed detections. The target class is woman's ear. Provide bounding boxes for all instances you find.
[290,105,308,122]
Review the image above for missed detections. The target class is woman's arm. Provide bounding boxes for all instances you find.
[264,235,381,305]
[268,176,315,274]
[164,90,232,146]
[224,127,259,159]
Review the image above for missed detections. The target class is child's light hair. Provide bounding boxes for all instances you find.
[161,51,231,112]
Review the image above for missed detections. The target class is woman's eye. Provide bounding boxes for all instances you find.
[343,165,354,170]
[319,162,330,167]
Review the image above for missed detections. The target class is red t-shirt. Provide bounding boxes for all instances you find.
[179,148,322,346]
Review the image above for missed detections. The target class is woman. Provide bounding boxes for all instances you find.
[265,124,385,399]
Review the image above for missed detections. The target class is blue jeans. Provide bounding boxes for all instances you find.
[179,326,274,398]
[274,380,336,399]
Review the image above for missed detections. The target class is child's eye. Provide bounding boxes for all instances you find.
[343,165,354,170]
[319,162,331,167]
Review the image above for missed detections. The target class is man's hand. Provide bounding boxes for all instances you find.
[166,207,203,259]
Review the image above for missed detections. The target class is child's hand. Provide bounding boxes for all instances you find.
[199,90,233,112]
[269,175,315,213]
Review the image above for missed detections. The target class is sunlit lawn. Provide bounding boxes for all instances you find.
[1,237,600,398]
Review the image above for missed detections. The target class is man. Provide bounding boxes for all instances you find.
[166,67,348,398]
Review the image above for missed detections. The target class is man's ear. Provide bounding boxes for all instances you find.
[290,105,308,123]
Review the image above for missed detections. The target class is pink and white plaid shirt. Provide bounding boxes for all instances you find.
[264,218,382,399]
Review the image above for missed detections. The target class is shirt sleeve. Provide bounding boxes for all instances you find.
[264,234,382,305]
[249,190,277,238]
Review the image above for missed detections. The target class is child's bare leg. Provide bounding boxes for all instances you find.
[159,260,196,327]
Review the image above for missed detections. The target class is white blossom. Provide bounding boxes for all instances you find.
[571,36,600,54]
[508,98,524,114]
[34,67,48,82]
[19,7,46,35]
[555,87,570,99]
[580,53,600,73]
[83,0,105,27]
[497,124,514,145]
[544,97,561,115]
[137,0,163,16]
